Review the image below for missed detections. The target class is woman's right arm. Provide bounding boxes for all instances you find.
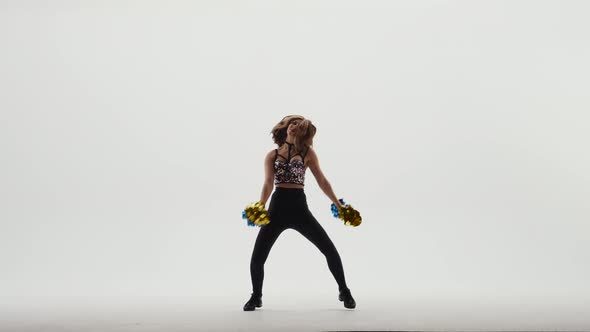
[259,150,275,205]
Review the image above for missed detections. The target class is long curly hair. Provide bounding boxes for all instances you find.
[271,115,317,155]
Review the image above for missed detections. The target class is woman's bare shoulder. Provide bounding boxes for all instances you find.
[305,146,318,161]
[265,149,277,160]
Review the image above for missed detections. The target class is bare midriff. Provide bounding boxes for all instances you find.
[275,183,304,189]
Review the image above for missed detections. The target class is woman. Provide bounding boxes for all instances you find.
[243,115,356,311]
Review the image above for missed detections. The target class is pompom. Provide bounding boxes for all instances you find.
[330,198,362,227]
[242,201,271,227]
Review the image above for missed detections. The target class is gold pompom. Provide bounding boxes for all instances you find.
[244,201,271,227]
[338,205,362,227]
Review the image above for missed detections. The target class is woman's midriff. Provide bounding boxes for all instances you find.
[275,183,304,189]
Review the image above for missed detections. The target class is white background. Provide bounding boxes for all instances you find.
[1,0,589,330]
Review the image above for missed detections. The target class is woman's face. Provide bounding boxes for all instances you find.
[287,119,301,136]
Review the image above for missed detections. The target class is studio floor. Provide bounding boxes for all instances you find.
[2,294,588,332]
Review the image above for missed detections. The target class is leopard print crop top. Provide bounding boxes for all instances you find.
[274,142,308,186]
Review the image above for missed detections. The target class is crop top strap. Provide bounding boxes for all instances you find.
[274,145,308,163]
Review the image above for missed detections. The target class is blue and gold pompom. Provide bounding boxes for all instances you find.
[242,201,271,227]
[330,198,362,227]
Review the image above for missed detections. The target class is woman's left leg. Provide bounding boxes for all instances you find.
[292,210,349,292]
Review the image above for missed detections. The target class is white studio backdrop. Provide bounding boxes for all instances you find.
[0,0,588,312]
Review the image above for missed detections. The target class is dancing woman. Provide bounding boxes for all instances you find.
[243,115,356,311]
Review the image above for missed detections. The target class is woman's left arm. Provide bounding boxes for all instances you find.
[307,147,343,209]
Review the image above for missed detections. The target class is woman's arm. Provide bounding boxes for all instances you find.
[259,150,275,205]
[306,147,343,208]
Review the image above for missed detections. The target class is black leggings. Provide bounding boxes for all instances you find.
[249,187,348,296]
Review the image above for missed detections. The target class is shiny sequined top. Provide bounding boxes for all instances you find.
[274,142,308,186]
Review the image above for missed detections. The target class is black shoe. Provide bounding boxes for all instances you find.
[338,288,356,309]
[243,293,263,311]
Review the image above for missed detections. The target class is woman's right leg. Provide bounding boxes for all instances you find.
[249,221,286,296]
